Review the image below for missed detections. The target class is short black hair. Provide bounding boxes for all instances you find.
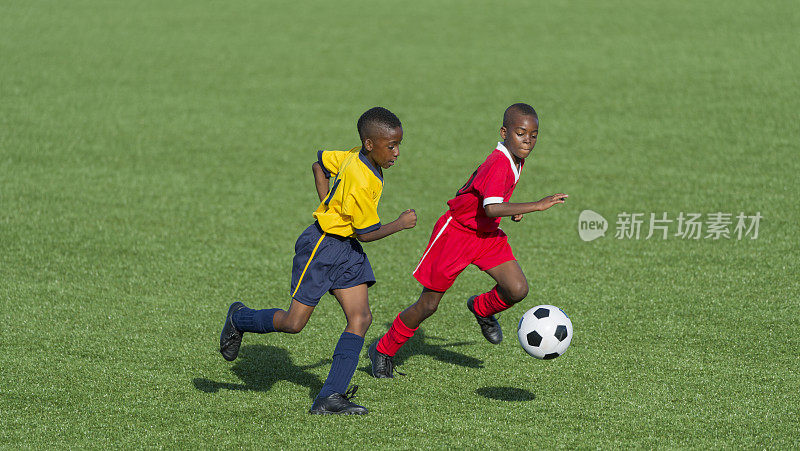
[357,107,402,141]
[503,103,538,127]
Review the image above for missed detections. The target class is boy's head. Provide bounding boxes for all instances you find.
[358,107,403,169]
[500,103,538,162]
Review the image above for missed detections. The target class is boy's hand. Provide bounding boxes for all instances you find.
[398,209,417,229]
[511,214,524,222]
[536,193,568,211]
[356,209,416,242]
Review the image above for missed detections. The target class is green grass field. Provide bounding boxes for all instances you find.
[2,0,799,447]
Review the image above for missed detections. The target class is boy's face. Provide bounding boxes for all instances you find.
[500,114,538,161]
[364,126,403,169]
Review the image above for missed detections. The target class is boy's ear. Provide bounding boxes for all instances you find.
[499,126,507,140]
[364,138,374,151]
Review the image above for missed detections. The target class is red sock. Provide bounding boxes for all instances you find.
[376,314,418,357]
[471,286,511,317]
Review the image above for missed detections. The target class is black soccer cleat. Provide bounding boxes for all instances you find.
[309,386,368,415]
[467,295,503,344]
[368,341,405,378]
[220,301,246,361]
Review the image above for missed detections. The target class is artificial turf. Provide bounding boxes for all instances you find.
[1,0,798,447]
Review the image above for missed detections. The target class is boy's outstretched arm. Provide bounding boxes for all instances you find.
[356,209,417,242]
[312,162,329,202]
[484,193,568,218]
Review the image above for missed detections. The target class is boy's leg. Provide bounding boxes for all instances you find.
[478,260,529,313]
[398,288,446,330]
[233,298,315,333]
[468,260,529,344]
[220,299,315,361]
[379,288,444,354]
[272,299,316,333]
[310,284,369,415]
[370,288,444,378]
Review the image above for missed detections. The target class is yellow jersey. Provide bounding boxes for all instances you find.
[314,147,383,237]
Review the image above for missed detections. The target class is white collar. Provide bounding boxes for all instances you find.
[496,142,520,183]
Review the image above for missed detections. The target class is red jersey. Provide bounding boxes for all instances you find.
[447,142,524,233]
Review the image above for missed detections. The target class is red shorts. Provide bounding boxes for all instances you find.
[412,212,516,292]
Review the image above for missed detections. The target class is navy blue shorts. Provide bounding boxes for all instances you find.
[289,222,376,306]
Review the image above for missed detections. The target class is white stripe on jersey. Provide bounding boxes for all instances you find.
[412,216,453,275]
[496,142,520,183]
[482,197,504,207]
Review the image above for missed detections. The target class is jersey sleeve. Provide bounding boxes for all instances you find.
[342,184,381,234]
[317,150,348,179]
[473,159,513,207]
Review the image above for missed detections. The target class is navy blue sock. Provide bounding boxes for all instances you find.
[232,307,279,333]
[317,332,365,399]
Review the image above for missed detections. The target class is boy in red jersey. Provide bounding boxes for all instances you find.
[369,103,567,377]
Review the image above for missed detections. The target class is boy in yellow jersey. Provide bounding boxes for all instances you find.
[219,107,416,415]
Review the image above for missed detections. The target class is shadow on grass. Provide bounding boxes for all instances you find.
[193,345,329,400]
[476,386,535,401]
[358,326,483,375]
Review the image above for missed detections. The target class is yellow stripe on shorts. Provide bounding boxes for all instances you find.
[291,233,327,298]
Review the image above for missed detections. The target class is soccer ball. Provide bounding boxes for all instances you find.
[517,305,573,359]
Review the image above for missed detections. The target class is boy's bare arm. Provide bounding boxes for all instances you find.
[356,209,417,242]
[312,162,329,202]
[484,193,568,218]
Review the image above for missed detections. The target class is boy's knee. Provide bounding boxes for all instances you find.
[420,298,439,317]
[348,310,372,332]
[502,281,529,304]
[282,320,306,334]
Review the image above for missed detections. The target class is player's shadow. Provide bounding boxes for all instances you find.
[475,386,535,402]
[193,345,328,400]
[359,327,483,375]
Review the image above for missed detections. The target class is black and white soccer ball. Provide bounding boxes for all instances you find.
[517,305,573,359]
